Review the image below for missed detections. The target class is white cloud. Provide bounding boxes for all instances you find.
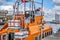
[0,5,14,15]
[3,2,14,5]
[0,0,5,2]
[0,0,6,5]
[53,0,60,4]
[0,5,30,15]
[43,7,55,15]
[43,7,55,21]
[53,5,60,15]
[0,5,13,11]
[53,5,60,10]
[0,5,29,11]
[53,0,60,14]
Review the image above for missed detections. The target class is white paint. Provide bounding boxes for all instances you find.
[8,20,20,27]
[14,31,28,38]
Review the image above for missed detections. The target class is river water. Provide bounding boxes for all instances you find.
[42,23,60,40]
[46,23,60,33]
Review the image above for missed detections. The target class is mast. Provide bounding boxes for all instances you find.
[40,0,43,40]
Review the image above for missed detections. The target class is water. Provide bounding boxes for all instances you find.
[46,23,60,33]
[44,13,60,33]
[43,23,60,40]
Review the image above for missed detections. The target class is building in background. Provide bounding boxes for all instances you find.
[52,0,60,24]
[0,10,8,18]
[0,10,8,24]
[6,14,13,20]
[54,14,60,23]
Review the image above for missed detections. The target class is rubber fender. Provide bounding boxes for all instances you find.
[8,32,14,40]
[42,34,44,38]
[45,33,47,37]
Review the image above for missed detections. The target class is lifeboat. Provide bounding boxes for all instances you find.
[0,13,52,40]
[0,0,52,40]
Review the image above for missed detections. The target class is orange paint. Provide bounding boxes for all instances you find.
[0,14,52,40]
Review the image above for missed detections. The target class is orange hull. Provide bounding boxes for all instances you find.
[0,14,52,40]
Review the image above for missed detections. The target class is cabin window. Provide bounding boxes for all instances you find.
[34,36,38,40]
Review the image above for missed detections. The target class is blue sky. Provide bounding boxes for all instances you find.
[6,0,13,2]
[0,0,55,9]
[43,0,54,9]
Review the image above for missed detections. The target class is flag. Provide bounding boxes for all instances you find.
[22,0,30,3]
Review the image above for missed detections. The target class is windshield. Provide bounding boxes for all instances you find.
[0,25,3,29]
